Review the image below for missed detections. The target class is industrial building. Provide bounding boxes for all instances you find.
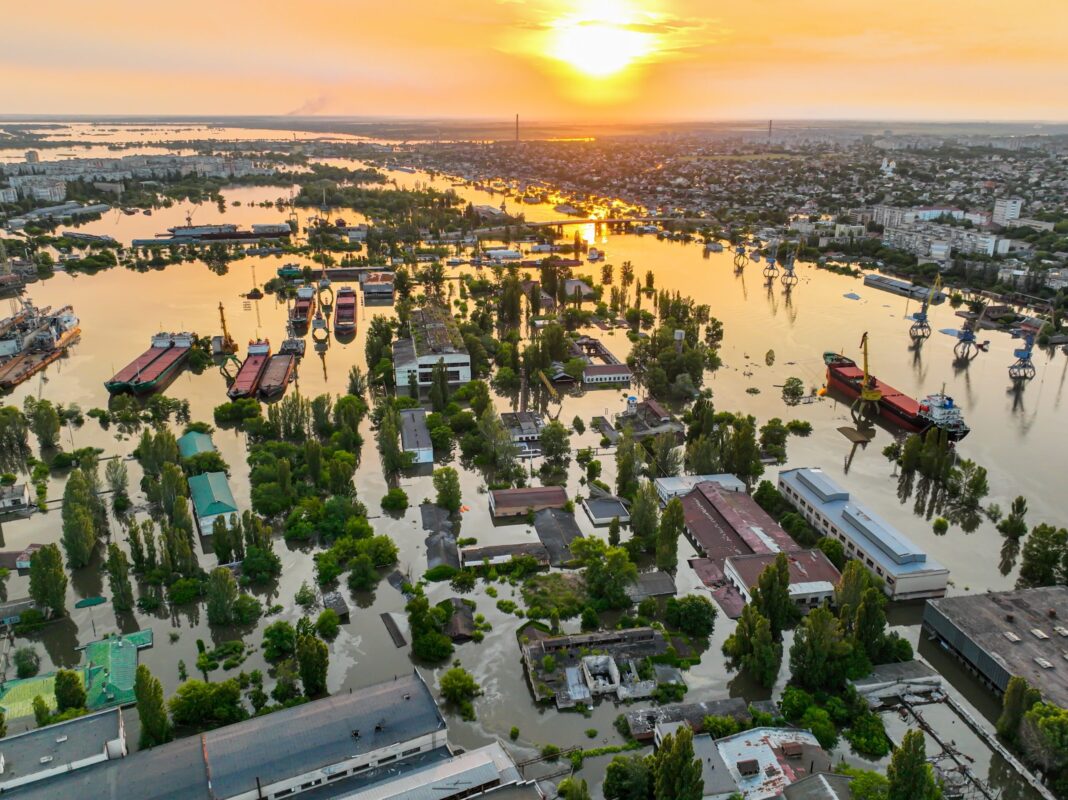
[723,550,841,611]
[399,407,434,464]
[500,411,546,456]
[922,586,1068,708]
[654,474,746,503]
[392,304,471,390]
[3,673,536,800]
[488,486,568,518]
[778,468,948,600]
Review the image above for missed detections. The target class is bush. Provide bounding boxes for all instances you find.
[380,488,409,512]
[316,609,341,640]
[510,726,520,741]
[14,647,40,679]
[702,714,742,738]
[232,593,262,625]
[780,686,813,721]
[844,711,890,758]
[168,578,203,606]
[424,564,458,582]
[800,706,838,750]
[664,596,717,638]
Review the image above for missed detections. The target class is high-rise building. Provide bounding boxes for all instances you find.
[993,198,1023,226]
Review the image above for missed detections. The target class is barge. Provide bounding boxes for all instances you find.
[334,287,357,335]
[227,340,271,399]
[0,302,80,390]
[258,353,296,399]
[105,332,194,394]
[290,286,316,327]
[864,273,946,303]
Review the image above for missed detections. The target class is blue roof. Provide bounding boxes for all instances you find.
[177,431,215,459]
[187,471,237,518]
[779,468,945,578]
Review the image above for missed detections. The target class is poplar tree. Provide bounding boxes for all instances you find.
[29,544,67,616]
[655,497,684,570]
[105,543,134,612]
[887,730,941,800]
[135,665,173,747]
[296,635,329,697]
[751,552,800,638]
[653,726,704,800]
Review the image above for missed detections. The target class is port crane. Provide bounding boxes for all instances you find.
[733,244,747,271]
[909,275,940,342]
[1008,327,1037,381]
[852,331,882,424]
[950,301,990,362]
[216,302,237,355]
[762,241,779,279]
[780,241,799,288]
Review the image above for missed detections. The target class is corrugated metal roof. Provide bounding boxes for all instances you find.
[177,431,215,459]
[187,471,237,518]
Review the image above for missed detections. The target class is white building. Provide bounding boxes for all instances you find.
[993,198,1023,226]
[393,304,471,390]
[778,468,949,600]
[399,407,434,464]
[0,187,17,203]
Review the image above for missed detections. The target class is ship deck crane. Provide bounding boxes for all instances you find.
[909,274,940,342]
[1009,328,1037,381]
[852,331,882,424]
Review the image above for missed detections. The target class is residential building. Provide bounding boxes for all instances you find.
[187,471,239,536]
[723,550,841,610]
[399,407,433,465]
[361,271,394,300]
[778,468,948,600]
[0,483,32,511]
[176,430,215,459]
[922,586,1068,708]
[0,187,17,203]
[488,486,568,518]
[993,197,1023,226]
[500,411,545,456]
[392,304,471,390]
[0,543,43,571]
[582,495,630,525]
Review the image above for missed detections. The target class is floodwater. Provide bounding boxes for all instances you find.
[0,136,1061,794]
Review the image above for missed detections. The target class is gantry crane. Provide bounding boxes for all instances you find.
[853,331,883,424]
[1009,328,1037,381]
[909,274,941,342]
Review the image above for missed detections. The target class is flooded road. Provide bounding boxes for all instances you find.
[1,146,1061,794]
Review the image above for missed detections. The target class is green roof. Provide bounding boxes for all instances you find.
[188,471,238,518]
[178,431,216,459]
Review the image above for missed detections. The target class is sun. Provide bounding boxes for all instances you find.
[548,2,657,78]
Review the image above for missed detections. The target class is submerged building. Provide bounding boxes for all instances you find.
[392,304,471,390]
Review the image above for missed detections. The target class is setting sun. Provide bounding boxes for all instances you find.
[548,1,658,78]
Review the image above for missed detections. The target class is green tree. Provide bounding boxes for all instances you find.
[887,729,942,800]
[105,543,134,612]
[23,396,61,449]
[1017,524,1067,588]
[33,695,50,727]
[615,426,642,499]
[629,480,660,553]
[604,754,652,800]
[429,359,450,412]
[29,544,67,616]
[665,595,717,637]
[558,777,592,800]
[540,420,571,467]
[653,725,704,800]
[751,552,800,638]
[439,665,481,719]
[54,669,86,712]
[835,560,879,626]
[1020,702,1068,774]
[61,469,100,568]
[296,634,329,697]
[656,497,683,570]
[135,664,172,747]
[206,567,239,626]
[789,606,853,692]
[997,676,1041,742]
[13,647,40,679]
[433,466,462,513]
[262,620,297,663]
[168,679,247,728]
[853,587,888,661]
[722,603,781,688]
[571,537,638,610]
[315,609,340,640]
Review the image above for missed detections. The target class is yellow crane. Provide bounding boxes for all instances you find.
[217,302,237,355]
[853,331,882,424]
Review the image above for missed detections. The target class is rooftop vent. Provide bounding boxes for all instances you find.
[1049,609,1058,619]
[1031,629,1050,640]
[737,759,761,777]
[1004,631,1021,643]
[55,735,67,744]
[39,757,53,765]
[1006,614,1015,623]
[1035,658,1054,670]
[1055,626,1068,638]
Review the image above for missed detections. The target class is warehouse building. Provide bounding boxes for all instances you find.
[778,468,948,600]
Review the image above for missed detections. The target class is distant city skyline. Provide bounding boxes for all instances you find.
[3,0,1067,121]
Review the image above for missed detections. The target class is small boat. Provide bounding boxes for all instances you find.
[587,248,605,262]
[75,596,107,608]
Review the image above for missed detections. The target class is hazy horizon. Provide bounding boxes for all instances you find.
[4,0,1066,122]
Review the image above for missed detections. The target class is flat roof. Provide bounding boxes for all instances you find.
[0,708,122,788]
[779,468,945,578]
[533,508,584,566]
[460,543,550,566]
[782,773,855,800]
[925,587,1068,708]
[625,696,751,739]
[725,550,841,592]
[714,728,829,800]
[490,486,568,514]
[399,407,432,453]
[655,474,746,498]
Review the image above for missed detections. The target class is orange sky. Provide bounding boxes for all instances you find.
[3,0,1067,121]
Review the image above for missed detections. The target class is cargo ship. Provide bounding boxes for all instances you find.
[227,340,271,399]
[824,351,970,440]
[105,332,195,394]
[290,286,316,327]
[0,302,80,390]
[863,274,946,303]
[334,287,356,335]
[258,353,296,399]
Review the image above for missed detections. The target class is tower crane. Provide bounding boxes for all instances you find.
[852,331,882,424]
[1009,328,1037,381]
[909,274,941,342]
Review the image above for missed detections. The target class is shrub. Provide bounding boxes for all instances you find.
[316,609,341,641]
[14,647,40,679]
[168,578,203,606]
[510,726,520,741]
[780,686,813,721]
[380,488,409,512]
[424,564,458,582]
[844,711,890,758]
